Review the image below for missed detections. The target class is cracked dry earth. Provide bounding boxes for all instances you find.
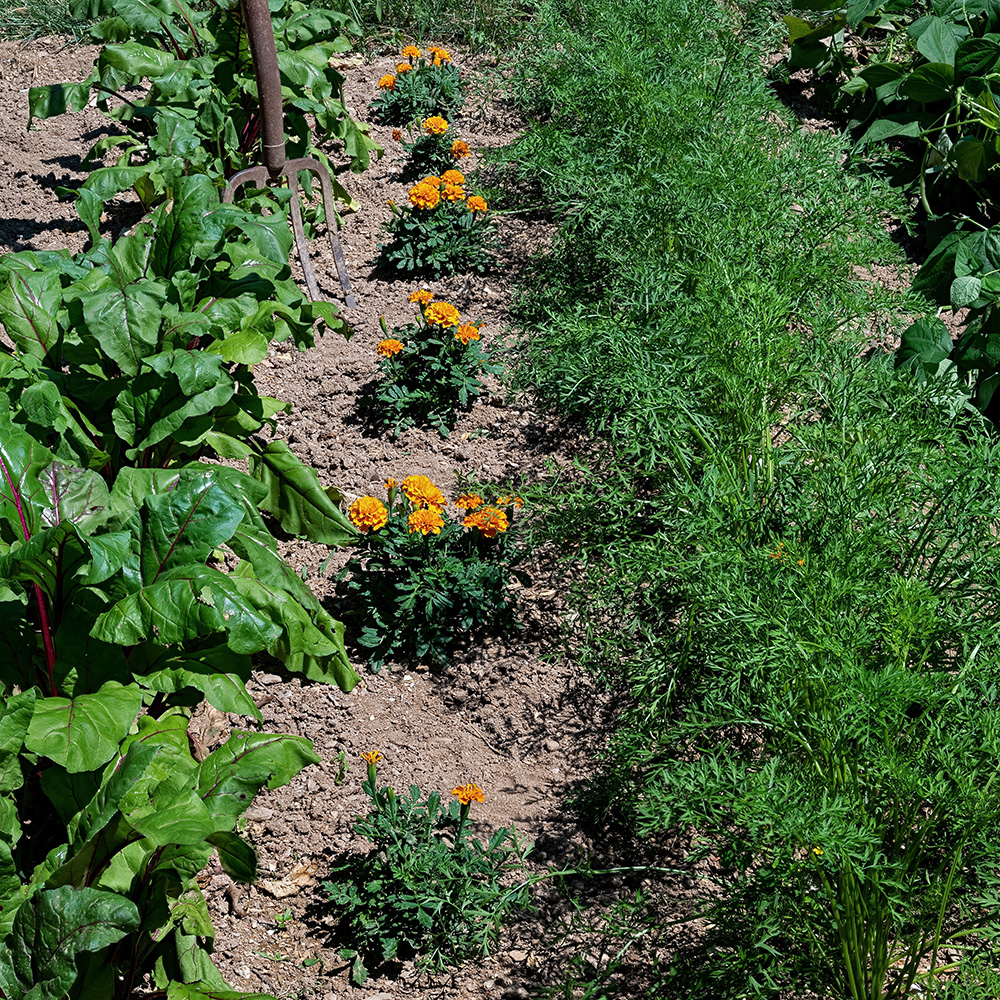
[0,37,704,1000]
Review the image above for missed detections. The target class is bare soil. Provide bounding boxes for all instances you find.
[0,37,691,1000]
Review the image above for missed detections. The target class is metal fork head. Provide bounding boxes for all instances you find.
[222,157,356,309]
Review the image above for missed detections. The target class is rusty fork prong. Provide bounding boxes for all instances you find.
[222,161,356,309]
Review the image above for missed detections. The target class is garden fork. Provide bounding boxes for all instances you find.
[222,0,356,308]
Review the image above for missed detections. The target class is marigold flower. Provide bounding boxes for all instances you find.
[349,496,389,533]
[424,301,461,328]
[422,115,449,135]
[429,47,451,63]
[421,175,442,188]
[408,508,445,535]
[467,195,488,213]
[451,140,471,159]
[361,751,383,765]
[392,128,403,141]
[378,74,396,90]
[455,323,480,345]
[442,182,466,202]
[441,169,465,185]
[385,477,397,492]
[451,783,485,805]
[402,474,447,511]
[495,495,524,508]
[463,506,508,538]
[409,182,440,210]
[396,62,412,73]
[377,338,404,358]
[402,44,421,60]
[408,288,434,305]
[455,493,484,510]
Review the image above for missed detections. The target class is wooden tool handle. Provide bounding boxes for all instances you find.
[242,0,285,175]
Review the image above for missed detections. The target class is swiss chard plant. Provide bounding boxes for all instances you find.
[0,421,348,996]
[28,0,380,216]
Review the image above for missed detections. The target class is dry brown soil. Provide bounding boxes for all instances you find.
[0,36,698,1000]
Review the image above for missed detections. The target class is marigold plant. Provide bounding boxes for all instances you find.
[378,73,396,90]
[451,140,471,159]
[409,181,441,210]
[360,295,501,437]
[336,472,528,670]
[371,44,468,126]
[441,169,465,185]
[422,115,449,135]
[467,195,488,213]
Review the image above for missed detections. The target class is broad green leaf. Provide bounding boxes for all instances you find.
[231,574,357,691]
[897,317,954,372]
[913,231,965,304]
[112,350,235,450]
[101,40,178,77]
[151,174,218,278]
[909,16,966,66]
[82,276,168,376]
[0,839,24,940]
[249,439,357,545]
[952,274,984,309]
[899,63,955,103]
[0,885,139,999]
[197,731,319,826]
[35,462,111,533]
[855,115,925,149]
[207,831,257,882]
[140,473,245,581]
[27,74,96,126]
[92,564,282,654]
[0,265,62,361]
[0,691,34,793]
[0,413,55,540]
[25,681,142,772]
[956,35,1000,82]
[167,982,280,1000]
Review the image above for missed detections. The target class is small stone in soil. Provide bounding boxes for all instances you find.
[544,739,560,751]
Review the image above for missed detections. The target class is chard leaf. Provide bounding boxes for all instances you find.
[82,276,168,377]
[207,830,257,882]
[25,680,143,772]
[112,350,235,450]
[167,982,280,1000]
[0,691,35,793]
[249,438,357,545]
[92,564,282,653]
[151,174,218,278]
[197,731,319,826]
[0,885,139,999]
[0,265,62,363]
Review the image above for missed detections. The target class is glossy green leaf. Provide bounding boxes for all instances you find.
[249,438,357,545]
[25,681,142,772]
[0,885,139,999]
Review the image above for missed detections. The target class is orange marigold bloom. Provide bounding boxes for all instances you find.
[421,175,442,188]
[402,474,447,511]
[442,182,466,202]
[377,338,404,358]
[424,301,461,328]
[408,508,445,535]
[408,288,434,305]
[402,44,421,60]
[467,195,488,213]
[392,128,403,141]
[349,496,388,533]
[463,506,508,538]
[496,495,525,508]
[361,751,383,765]
[396,62,413,73]
[451,140,470,159]
[378,74,396,90]
[409,182,440,210]
[441,169,465,185]
[422,115,449,135]
[455,493,484,510]
[385,477,397,492]
[455,323,480,345]
[429,47,451,63]
[451,783,485,805]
